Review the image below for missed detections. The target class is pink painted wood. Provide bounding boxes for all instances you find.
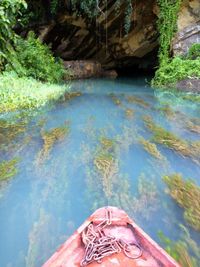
[42,206,180,267]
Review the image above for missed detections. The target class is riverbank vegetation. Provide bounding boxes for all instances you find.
[0,0,70,113]
[0,73,70,112]
[152,0,200,87]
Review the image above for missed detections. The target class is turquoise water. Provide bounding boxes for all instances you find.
[0,77,200,267]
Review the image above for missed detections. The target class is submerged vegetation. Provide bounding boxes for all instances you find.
[163,173,200,232]
[159,225,200,267]
[143,115,200,164]
[37,124,70,163]
[125,108,134,119]
[0,158,19,182]
[126,95,150,108]
[139,137,163,160]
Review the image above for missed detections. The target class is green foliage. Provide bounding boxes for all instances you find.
[157,0,181,66]
[71,0,133,33]
[0,72,70,112]
[6,32,65,83]
[50,0,59,16]
[163,173,200,231]
[0,0,27,69]
[152,0,182,86]
[158,225,200,266]
[152,57,200,87]
[0,158,19,182]
[188,43,200,60]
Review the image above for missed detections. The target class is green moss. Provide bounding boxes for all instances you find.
[139,137,163,160]
[0,158,19,182]
[0,73,70,112]
[163,173,200,231]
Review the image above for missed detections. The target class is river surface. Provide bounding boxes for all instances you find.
[0,77,200,267]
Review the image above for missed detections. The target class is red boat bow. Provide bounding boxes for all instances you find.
[42,207,180,267]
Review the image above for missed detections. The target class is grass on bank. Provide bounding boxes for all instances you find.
[0,73,70,112]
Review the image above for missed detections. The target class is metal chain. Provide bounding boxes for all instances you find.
[81,209,142,266]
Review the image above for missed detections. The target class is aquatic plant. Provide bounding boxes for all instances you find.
[100,137,115,151]
[163,173,200,231]
[158,105,175,119]
[0,73,70,112]
[63,91,82,101]
[143,115,200,164]
[125,108,134,119]
[0,158,19,182]
[37,124,70,162]
[0,118,27,148]
[26,209,54,267]
[131,174,158,220]
[159,225,200,266]
[126,96,150,108]
[110,94,122,106]
[186,121,200,134]
[94,153,118,199]
[139,137,163,160]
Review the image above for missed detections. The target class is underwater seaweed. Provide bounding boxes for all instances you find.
[0,158,19,182]
[36,124,70,163]
[163,173,200,232]
[126,95,150,108]
[143,115,200,164]
[125,108,134,119]
[139,137,163,160]
[110,94,122,106]
[159,225,200,267]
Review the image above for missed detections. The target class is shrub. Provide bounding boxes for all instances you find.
[6,32,65,83]
[188,43,200,60]
[0,0,27,69]
[152,57,200,87]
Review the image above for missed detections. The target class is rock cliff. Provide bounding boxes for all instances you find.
[26,0,200,71]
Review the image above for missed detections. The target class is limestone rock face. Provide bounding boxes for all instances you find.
[173,0,200,56]
[38,0,158,69]
[176,79,200,94]
[32,0,199,70]
[173,24,200,56]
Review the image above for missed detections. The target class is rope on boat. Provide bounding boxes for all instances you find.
[81,208,142,266]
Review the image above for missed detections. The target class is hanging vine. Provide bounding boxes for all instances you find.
[156,0,182,66]
[152,0,183,86]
